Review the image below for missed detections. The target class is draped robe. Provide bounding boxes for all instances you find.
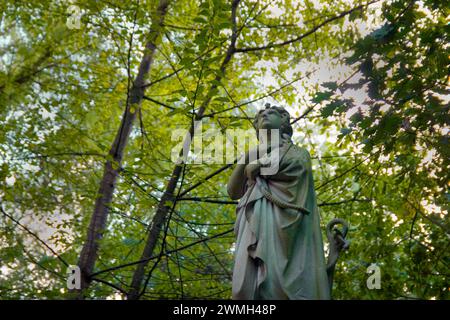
[232,143,330,300]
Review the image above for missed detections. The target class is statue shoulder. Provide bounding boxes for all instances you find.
[288,144,312,167]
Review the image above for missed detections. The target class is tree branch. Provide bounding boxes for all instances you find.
[89,229,233,278]
[0,204,69,267]
[235,0,380,53]
[126,1,242,298]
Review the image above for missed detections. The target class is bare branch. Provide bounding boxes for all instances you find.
[89,229,234,278]
[235,0,380,53]
[0,204,69,267]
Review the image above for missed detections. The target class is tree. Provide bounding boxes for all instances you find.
[315,0,449,299]
[0,0,447,300]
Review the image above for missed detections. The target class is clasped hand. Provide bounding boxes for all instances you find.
[244,134,291,182]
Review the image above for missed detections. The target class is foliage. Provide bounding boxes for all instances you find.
[0,0,448,299]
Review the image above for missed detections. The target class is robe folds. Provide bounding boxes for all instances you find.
[232,143,330,300]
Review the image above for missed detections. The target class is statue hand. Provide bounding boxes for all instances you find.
[245,145,268,164]
[245,160,261,182]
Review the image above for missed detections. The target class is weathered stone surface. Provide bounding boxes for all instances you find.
[227,103,331,300]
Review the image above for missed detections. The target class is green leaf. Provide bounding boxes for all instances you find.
[350,111,363,124]
[322,82,338,91]
[312,91,333,103]
[340,127,352,136]
[214,96,230,103]
[370,23,395,41]
[122,238,141,246]
[321,100,343,117]
[193,17,207,24]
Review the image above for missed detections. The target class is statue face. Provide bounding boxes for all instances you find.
[256,107,282,131]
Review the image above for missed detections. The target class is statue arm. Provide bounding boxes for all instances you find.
[227,163,247,200]
[259,146,306,182]
[227,148,262,200]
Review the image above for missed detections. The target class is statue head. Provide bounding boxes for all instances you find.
[253,103,293,140]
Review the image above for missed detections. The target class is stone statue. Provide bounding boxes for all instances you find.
[227,103,349,300]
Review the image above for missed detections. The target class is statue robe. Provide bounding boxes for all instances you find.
[232,143,330,300]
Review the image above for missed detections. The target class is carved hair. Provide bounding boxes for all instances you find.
[253,103,293,139]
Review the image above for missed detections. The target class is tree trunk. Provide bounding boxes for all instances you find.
[127,0,241,300]
[74,0,170,298]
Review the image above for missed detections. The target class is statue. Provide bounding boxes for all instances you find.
[227,103,349,300]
